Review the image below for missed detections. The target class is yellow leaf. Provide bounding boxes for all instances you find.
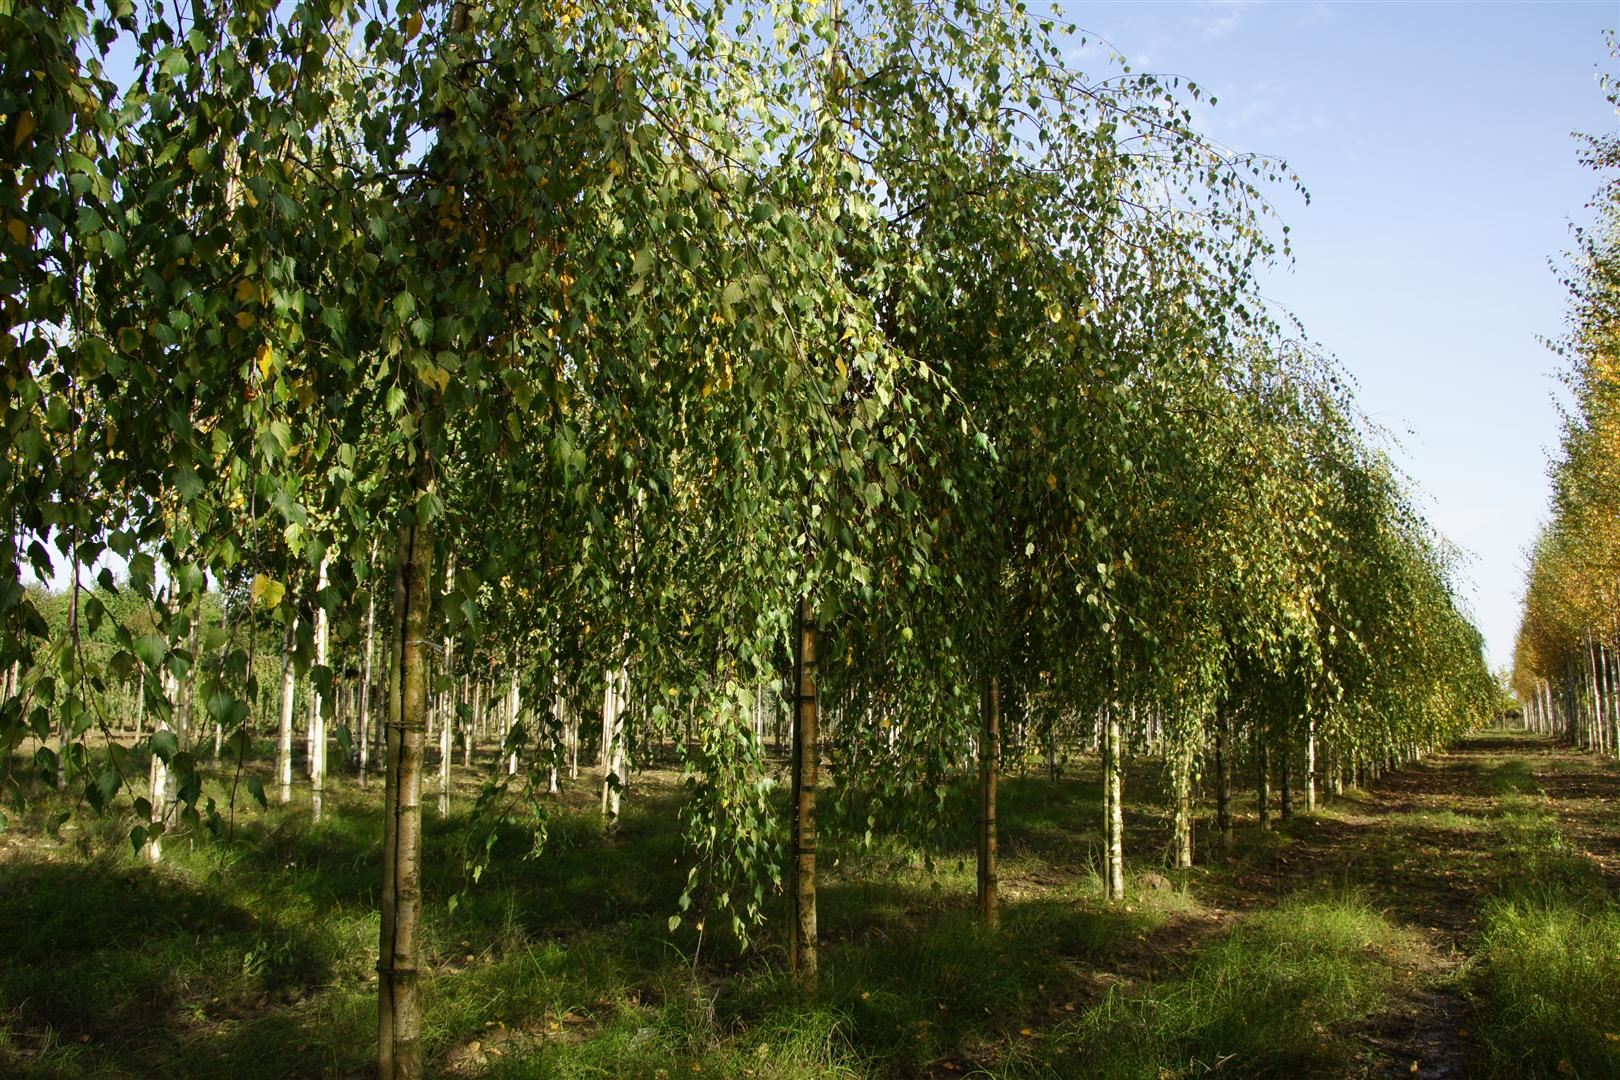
[419,365,450,393]
[12,110,34,149]
[235,311,256,329]
[235,278,257,302]
[5,216,26,245]
[250,574,285,609]
[1046,473,1058,491]
[405,11,424,40]
[256,341,275,380]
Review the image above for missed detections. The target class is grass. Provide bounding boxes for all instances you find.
[0,750,1188,1079]
[1011,894,1413,1079]
[1,734,1618,1078]
[1385,807,1488,833]
[1466,754,1620,1079]
[1473,897,1620,1079]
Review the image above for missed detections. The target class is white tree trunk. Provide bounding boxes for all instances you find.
[1103,701,1125,900]
[277,619,297,805]
[507,669,521,776]
[547,668,558,793]
[146,667,178,864]
[601,666,625,826]
[310,558,330,822]
[1305,713,1317,813]
[359,585,375,785]
[438,560,454,817]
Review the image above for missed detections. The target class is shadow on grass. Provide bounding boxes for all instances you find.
[0,854,354,1077]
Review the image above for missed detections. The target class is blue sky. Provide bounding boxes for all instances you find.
[1060,0,1616,671]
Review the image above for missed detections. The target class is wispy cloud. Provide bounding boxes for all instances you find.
[1193,0,1262,40]
[1196,78,1333,145]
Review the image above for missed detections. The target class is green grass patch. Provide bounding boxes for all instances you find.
[1469,756,1620,1078]
[1472,897,1620,1079]
[1485,758,1540,797]
[1017,894,1412,1079]
[1388,808,1488,833]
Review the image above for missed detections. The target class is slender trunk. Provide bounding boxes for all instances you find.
[146,752,167,863]
[598,678,610,770]
[1279,734,1292,821]
[1304,714,1317,813]
[977,673,1000,927]
[1215,707,1231,845]
[173,599,198,757]
[546,671,559,793]
[211,597,224,760]
[438,688,451,816]
[789,596,820,988]
[379,510,432,1080]
[1103,701,1125,899]
[601,666,624,827]
[438,560,454,818]
[277,619,296,805]
[145,667,176,864]
[375,627,392,767]
[359,580,376,787]
[507,669,521,777]
[1172,775,1193,869]
[1598,644,1610,755]
[1171,747,1193,870]
[311,558,329,822]
[1590,638,1605,753]
[1606,643,1617,756]
[567,696,579,780]
[463,673,475,768]
[1257,732,1271,831]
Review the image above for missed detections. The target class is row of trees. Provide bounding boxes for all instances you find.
[3,0,1492,1076]
[1514,57,1620,753]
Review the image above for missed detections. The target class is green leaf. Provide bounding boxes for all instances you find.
[150,729,179,763]
[133,633,165,669]
[93,767,120,809]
